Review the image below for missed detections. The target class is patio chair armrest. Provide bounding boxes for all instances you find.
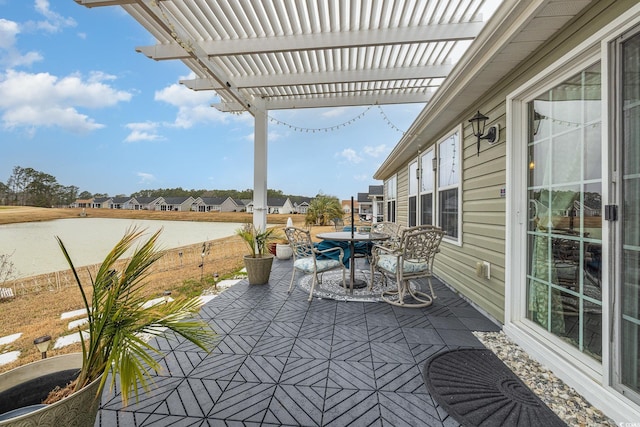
[371,244,397,255]
[315,246,345,257]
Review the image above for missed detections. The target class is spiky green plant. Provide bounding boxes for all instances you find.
[56,227,216,405]
[236,223,276,257]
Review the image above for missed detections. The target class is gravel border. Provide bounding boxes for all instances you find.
[474,331,616,427]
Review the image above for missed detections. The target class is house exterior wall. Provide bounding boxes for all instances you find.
[382,0,635,325]
[220,197,237,212]
[381,0,640,420]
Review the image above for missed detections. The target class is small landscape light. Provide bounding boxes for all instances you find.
[34,335,51,359]
[163,290,172,303]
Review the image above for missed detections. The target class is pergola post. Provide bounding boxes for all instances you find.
[253,105,268,233]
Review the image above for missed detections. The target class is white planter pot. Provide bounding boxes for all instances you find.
[276,243,293,260]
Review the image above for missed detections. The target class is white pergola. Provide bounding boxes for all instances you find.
[75,0,502,230]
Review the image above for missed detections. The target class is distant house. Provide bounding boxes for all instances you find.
[244,198,294,214]
[136,197,163,211]
[341,199,358,213]
[192,196,238,212]
[92,197,112,209]
[239,199,252,213]
[72,198,93,208]
[367,185,384,222]
[109,197,139,210]
[294,201,310,214]
[156,196,195,212]
[291,197,312,214]
[268,198,294,214]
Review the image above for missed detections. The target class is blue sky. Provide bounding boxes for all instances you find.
[0,1,425,201]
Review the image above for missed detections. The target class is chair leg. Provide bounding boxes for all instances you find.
[381,276,433,308]
[288,269,297,293]
[308,273,319,302]
[426,276,437,300]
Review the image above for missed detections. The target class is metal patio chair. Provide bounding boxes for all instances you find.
[284,227,347,302]
[368,221,406,289]
[372,225,445,308]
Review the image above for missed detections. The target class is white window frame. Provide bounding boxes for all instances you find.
[436,125,462,245]
[420,148,435,226]
[408,160,418,227]
[386,175,397,222]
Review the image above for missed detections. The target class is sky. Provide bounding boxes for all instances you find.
[0,1,427,201]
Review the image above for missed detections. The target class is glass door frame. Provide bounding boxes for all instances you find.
[505,47,608,380]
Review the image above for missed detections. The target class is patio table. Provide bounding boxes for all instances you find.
[316,231,389,292]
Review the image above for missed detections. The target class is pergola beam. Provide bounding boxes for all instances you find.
[136,22,483,60]
[180,64,452,91]
[213,92,432,112]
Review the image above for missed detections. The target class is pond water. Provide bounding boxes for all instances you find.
[0,218,244,278]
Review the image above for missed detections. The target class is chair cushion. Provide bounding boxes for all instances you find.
[377,254,430,274]
[294,257,342,273]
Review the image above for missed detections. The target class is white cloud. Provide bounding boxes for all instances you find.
[353,174,369,182]
[137,172,156,184]
[0,18,43,67]
[155,82,230,128]
[32,0,76,33]
[338,148,362,164]
[363,144,388,158]
[0,19,19,50]
[0,70,132,133]
[124,122,162,142]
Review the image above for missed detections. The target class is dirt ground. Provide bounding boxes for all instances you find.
[0,206,337,372]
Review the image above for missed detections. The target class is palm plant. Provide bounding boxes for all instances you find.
[54,227,216,405]
[305,194,344,226]
[236,223,276,257]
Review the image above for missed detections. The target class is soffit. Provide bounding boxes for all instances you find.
[75,0,503,113]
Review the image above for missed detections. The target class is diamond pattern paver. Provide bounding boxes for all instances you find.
[96,258,501,427]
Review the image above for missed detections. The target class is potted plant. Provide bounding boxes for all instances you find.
[0,227,216,426]
[275,238,293,260]
[237,223,275,285]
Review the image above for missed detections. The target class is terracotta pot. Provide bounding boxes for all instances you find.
[267,242,277,255]
[0,353,102,427]
[243,254,274,285]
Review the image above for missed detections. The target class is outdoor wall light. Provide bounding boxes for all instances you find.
[469,111,499,156]
[33,335,51,359]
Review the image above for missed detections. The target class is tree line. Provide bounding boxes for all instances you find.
[0,166,79,208]
[0,166,317,208]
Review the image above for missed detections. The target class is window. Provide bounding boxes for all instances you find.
[386,175,396,222]
[437,130,461,241]
[420,150,435,225]
[408,161,418,226]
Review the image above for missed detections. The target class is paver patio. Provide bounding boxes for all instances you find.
[96,257,501,426]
